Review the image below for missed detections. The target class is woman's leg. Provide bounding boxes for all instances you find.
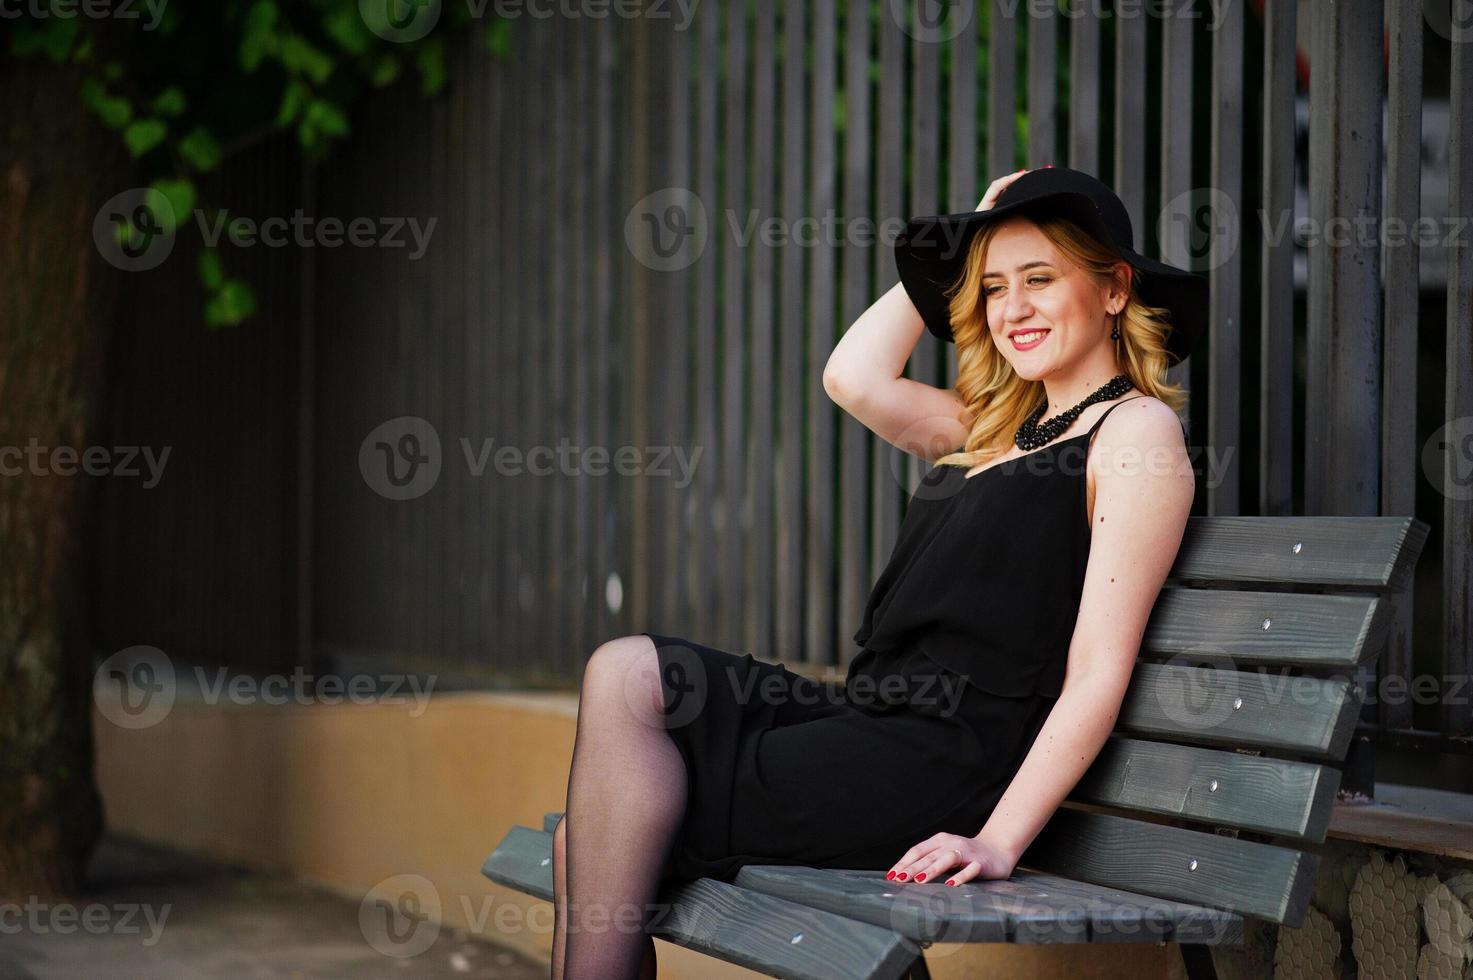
[554,818,664,980]
[552,634,688,980]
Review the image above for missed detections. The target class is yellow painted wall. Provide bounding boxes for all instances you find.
[93,691,1187,979]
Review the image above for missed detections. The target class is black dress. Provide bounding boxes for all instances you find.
[645,395,1150,886]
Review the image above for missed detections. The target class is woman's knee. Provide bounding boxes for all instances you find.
[581,634,663,723]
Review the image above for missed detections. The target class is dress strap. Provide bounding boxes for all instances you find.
[1085,394,1149,439]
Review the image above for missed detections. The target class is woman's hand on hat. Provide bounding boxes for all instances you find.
[975,169,1029,211]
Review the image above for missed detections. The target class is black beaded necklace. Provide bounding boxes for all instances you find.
[1014,373,1136,450]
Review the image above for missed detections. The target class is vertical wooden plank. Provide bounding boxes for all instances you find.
[498,31,523,673]
[950,6,977,208]
[569,18,593,660]
[1068,2,1101,175]
[666,11,693,635]
[1379,0,1423,730]
[459,30,483,672]
[430,57,447,660]
[1113,2,1146,229]
[776,0,806,659]
[445,32,468,667]
[908,0,941,501]
[837,0,872,667]
[1027,0,1059,168]
[526,21,550,664]
[1260,0,1297,518]
[1208,0,1244,517]
[694,3,721,642]
[591,18,621,645]
[1306,0,1384,521]
[644,17,673,635]
[987,0,1016,180]
[807,0,837,665]
[1443,11,1473,737]
[483,29,506,668]
[870,2,902,593]
[947,5,979,385]
[297,153,316,670]
[399,80,421,667]
[551,21,575,668]
[721,0,749,648]
[1159,0,1196,405]
[628,15,652,636]
[749,0,777,654]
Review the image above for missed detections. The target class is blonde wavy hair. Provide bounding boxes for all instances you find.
[932,211,1187,472]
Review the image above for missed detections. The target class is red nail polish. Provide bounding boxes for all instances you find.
[897,873,907,880]
[886,871,895,880]
[946,879,956,886]
[915,873,926,882]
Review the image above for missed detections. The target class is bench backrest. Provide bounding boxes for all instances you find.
[1021,515,1430,927]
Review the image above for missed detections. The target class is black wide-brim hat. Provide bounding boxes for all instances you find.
[894,166,1207,366]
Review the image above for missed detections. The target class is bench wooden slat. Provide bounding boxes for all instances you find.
[1142,588,1387,668]
[484,825,920,980]
[1118,661,1360,758]
[1022,809,1319,927]
[1169,515,1428,592]
[1071,736,1342,841]
[734,864,1243,946]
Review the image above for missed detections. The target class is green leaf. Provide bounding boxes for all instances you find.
[205,280,256,329]
[304,99,349,138]
[178,127,223,171]
[240,0,279,72]
[144,178,195,234]
[322,6,372,55]
[151,87,186,117]
[102,60,123,82]
[485,19,512,60]
[369,54,400,88]
[415,37,446,96]
[275,80,309,126]
[279,34,334,85]
[80,79,134,129]
[39,17,79,62]
[123,118,167,157]
[198,249,224,291]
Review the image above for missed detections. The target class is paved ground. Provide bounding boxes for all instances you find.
[0,837,545,980]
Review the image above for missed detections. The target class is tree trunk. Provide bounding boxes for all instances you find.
[0,55,127,900]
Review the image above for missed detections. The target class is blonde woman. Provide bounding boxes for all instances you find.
[553,166,1201,979]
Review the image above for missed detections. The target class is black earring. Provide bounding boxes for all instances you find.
[1110,319,1120,341]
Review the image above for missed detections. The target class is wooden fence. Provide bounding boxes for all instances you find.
[99,1,1471,760]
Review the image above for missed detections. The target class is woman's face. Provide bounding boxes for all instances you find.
[978,218,1123,380]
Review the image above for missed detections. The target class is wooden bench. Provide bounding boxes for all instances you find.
[483,515,1429,979]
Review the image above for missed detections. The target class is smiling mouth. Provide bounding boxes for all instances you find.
[1010,330,1050,349]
